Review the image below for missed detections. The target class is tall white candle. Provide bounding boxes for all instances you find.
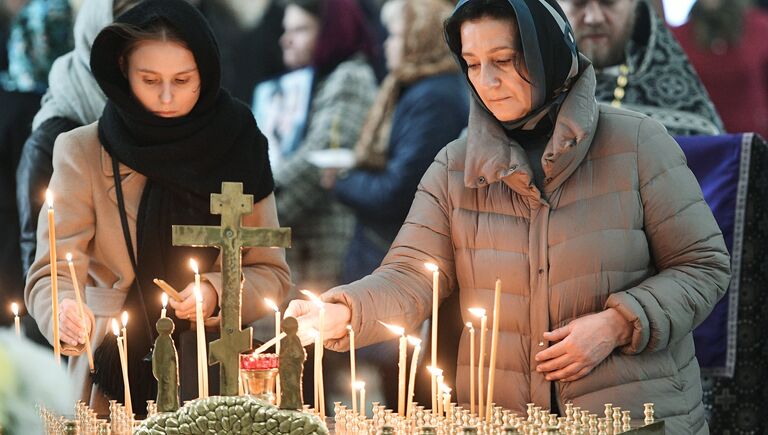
[265,298,281,405]
[486,279,502,422]
[121,311,128,366]
[381,322,407,416]
[469,308,487,418]
[466,322,475,416]
[193,286,208,398]
[301,290,326,419]
[425,262,439,412]
[11,303,20,338]
[112,319,132,415]
[66,253,94,372]
[46,189,61,365]
[406,336,422,418]
[347,325,357,414]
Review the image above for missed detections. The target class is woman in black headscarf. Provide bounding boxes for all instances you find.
[285,0,729,432]
[25,0,291,414]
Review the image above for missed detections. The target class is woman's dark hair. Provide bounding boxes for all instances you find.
[107,18,189,69]
[444,0,529,82]
[282,0,376,76]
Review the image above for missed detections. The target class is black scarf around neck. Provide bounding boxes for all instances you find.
[88,0,274,410]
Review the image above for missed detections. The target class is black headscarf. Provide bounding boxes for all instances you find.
[445,0,581,131]
[89,0,274,409]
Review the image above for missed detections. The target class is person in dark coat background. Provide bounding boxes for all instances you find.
[0,0,72,325]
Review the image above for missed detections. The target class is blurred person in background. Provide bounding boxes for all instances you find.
[673,0,768,138]
[0,0,72,326]
[15,0,140,341]
[320,0,468,408]
[198,0,286,103]
[274,0,377,291]
[557,0,723,136]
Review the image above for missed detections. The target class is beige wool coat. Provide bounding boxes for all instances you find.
[24,123,292,413]
[323,64,730,433]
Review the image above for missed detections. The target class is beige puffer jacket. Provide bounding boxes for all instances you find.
[322,64,730,434]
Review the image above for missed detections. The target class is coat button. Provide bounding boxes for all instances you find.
[478,176,486,184]
[538,268,545,275]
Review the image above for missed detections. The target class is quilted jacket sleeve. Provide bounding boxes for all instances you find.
[322,146,458,351]
[605,117,731,354]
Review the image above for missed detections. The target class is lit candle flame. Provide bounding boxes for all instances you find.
[264,298,279,312]
[307,328,319,339]
[161,292,168,308]
[353,381,366,391]
[346,324,352,331]
[300,289,324,309]
[466,321,474,329]
[427,366,443,376]
[379,321,405,336]
[65,252,73,263]
[193,286,202,303]
[425,262,439,272]
[468,307,486,318]
[11,303,19,316]
[407,336,422,346]
[45,189,53,208]
[121,311,128,327]
[189,259,199,275]
[440,383,452,394]
[112,319,120,336]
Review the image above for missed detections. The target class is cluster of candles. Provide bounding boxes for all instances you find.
[41,187,502,426]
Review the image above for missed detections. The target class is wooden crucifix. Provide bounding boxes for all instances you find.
[172,182,291,396]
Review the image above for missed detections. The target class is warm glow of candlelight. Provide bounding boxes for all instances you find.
[307,328,319,339]
[353,381,366,391]
[379,321,405,337]
[407,336,422,346]
[346,324,353,332]
[440,383,452,394]
[11,303,19,316]
[466,322,473,330]
[189,259,199,274]
[121,311,128,327]
[300,289,324,309]
[162,292,168,308]
[45,189,53,208]
[425,262,439,272]
[427,366,443,376]
[468,307,486,318]
[112,319,120,336]
[65,252,73,262]
[265,298,279,312]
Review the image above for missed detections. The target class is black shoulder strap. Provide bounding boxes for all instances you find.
[111,156,155,352]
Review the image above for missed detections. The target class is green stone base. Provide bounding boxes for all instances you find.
[135,396,328,434]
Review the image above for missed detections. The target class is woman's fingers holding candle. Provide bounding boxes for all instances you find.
[319,302,351,340]
[59,299,91,345]
[169,284,196,319]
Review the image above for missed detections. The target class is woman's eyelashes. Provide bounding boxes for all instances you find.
[140,75,192,85]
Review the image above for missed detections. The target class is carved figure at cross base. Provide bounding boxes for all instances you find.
[153,317,180,412]
[279,316,306,410]
[172,182,291,396]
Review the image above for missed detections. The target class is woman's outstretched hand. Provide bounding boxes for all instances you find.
[534,308,632,382]
[284,299,351,346]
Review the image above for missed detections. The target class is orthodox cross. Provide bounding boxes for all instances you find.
[172,182,291,396]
